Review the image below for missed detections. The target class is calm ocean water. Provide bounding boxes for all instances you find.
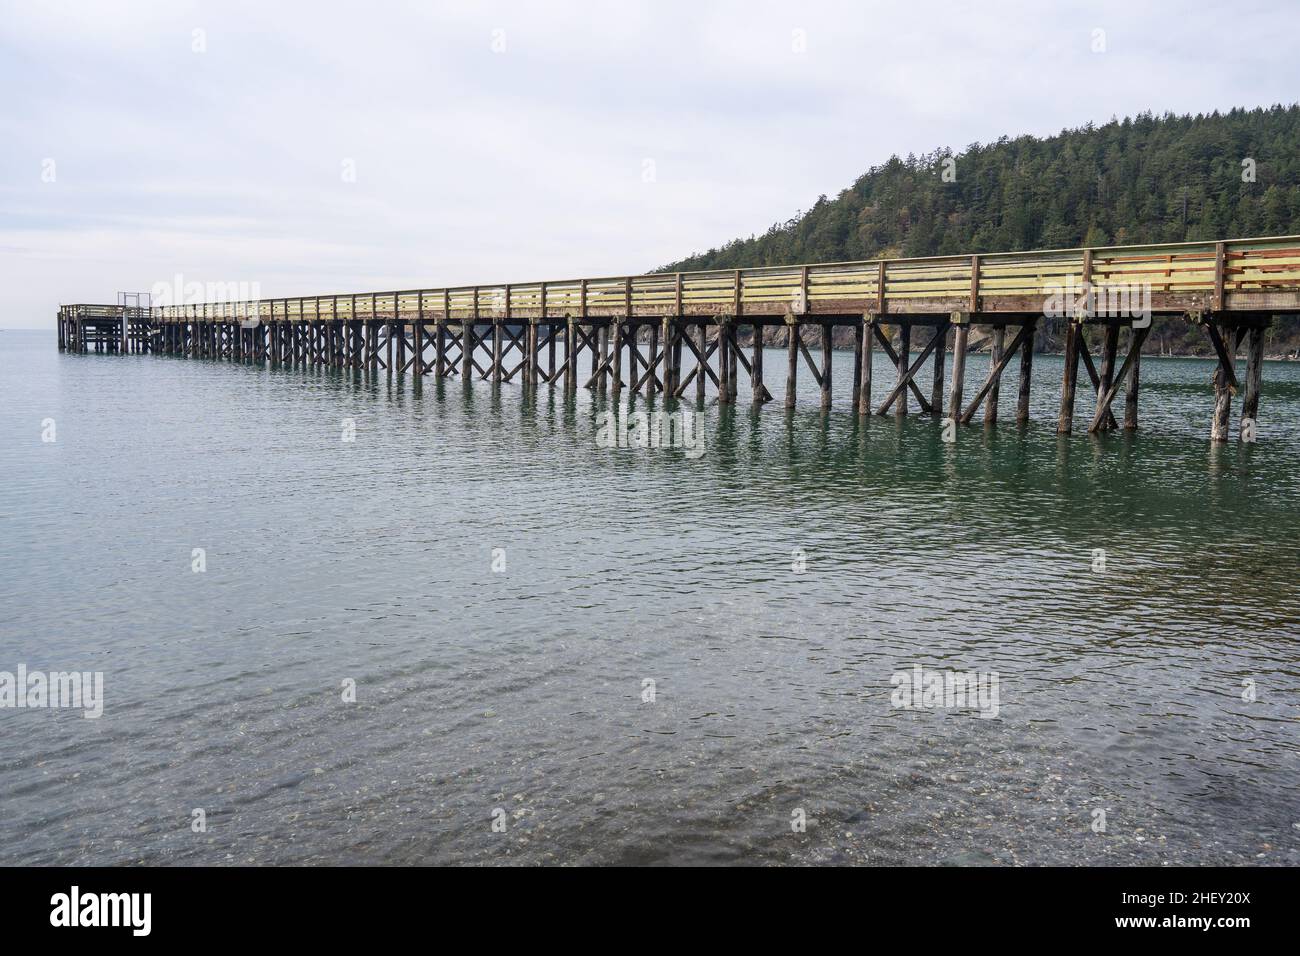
[1,327,1298,865]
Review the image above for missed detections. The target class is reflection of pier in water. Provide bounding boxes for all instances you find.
[58,234,1299,441]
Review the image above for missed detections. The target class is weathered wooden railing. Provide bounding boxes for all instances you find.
[92,235,1299,324]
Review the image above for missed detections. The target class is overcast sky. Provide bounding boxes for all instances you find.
[2,0,1297,327]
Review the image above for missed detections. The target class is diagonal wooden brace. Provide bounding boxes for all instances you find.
[1075,326,1118,429]
[872,324,933,414]
[877,322,949,415]
[1088,326,1150,433]
[1204,321,1241,395]
[729,335,774,403]
[676,331,721,395]
[959,324,1031,424]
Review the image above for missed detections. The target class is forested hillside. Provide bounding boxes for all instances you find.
[660,106,1300,356]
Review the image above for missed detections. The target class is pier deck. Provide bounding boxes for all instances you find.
[58,234,1298,441]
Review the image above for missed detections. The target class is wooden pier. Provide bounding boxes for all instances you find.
[57,235,1300,441]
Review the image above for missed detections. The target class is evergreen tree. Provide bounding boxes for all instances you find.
[657,106,1300,355]
[660,106,1300,270]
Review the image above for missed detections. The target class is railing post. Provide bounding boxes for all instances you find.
[1213,241,1226,312]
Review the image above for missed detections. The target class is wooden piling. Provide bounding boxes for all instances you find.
[1211,322,1234,442]
[625,323,640,394]
[930,322,947,415]
[1123,327,1141,430]
[431,320,443,380]
[611,321,623,395]
[876,321,948,416]
[784,319,798,409]
[596,324,608,396]
[751,322,765,404]
[671,322,683,398]
[1016,321,1034,425]
[695,324,707,403]
[1057,320,1080,434]
[564,321,576,394]
[1241,323,1264,436]
[960,324,1032,426]
[895,323,910,417]
[1089,326,1150,433]
[661,318,674,396]
[385,320,394,379]
[528,320,540,387]
[727,324,739,403]
[670,322,680,397]
[851,322,863,410]
[819,321,833,410]
[717,319,731,404]
[492,322,503,383]
[461,321,474,380]
[858,315,874,415]
[984,324,1005,425]
[1095,324,1119,431]
[948,315,969,423]
[647,322,659,394]
[519,321,530,387]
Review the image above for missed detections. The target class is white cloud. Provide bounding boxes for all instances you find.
[2,0,1298,325]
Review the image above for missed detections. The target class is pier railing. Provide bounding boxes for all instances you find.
[107,234,1300,324]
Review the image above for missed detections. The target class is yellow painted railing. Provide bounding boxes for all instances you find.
[115,234,1300,323]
